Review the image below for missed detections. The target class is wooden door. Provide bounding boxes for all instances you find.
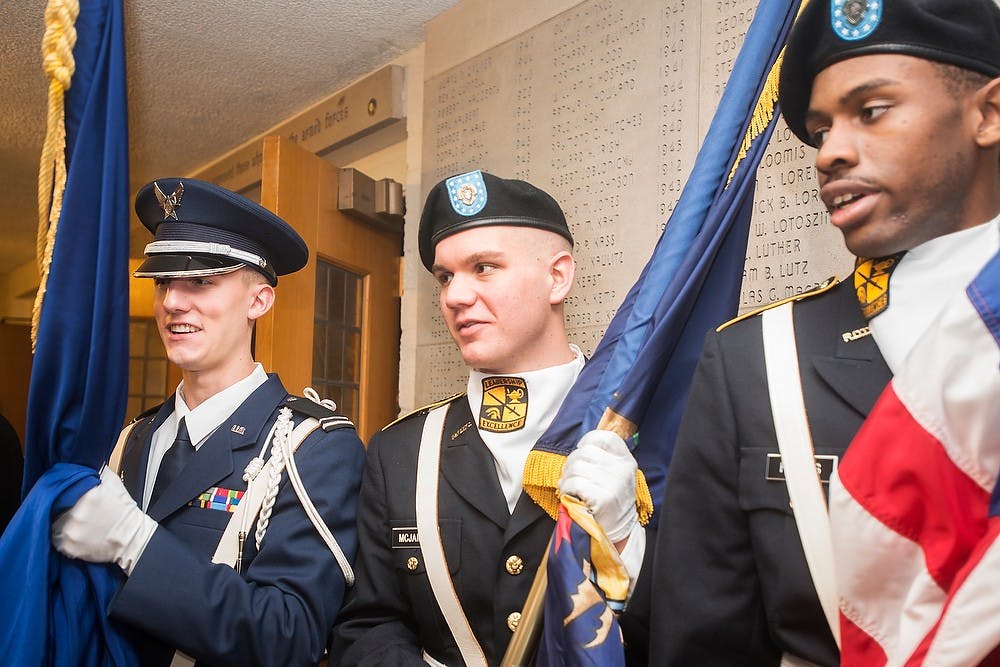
[255,136,402,444]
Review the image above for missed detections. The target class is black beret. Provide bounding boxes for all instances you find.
[779,0,1000,146]
[418,170,573,271]
[133,178,307,286]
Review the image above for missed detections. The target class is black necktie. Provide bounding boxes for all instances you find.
[150,417,194,506]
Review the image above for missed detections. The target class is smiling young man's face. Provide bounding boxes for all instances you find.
[805,54,987,258]
[153,269,270,381]
[432,225,574,375]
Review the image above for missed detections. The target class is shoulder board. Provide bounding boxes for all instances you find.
[716,276,840,332]
[381,392,465,431]
[127,403,162,425]
[284,396,355,432]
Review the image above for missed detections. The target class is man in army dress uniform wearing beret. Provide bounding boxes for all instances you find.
[650,0,1000,664]
[332,171,647,665]
[52,178,366,666]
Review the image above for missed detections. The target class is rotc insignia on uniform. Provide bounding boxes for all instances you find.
[446,170,488,217]
[153,180,184,220]
[831,0,881,41]
[189,486,245,512]
[854,253,903,319]
[841,326,871,342]
[451,421,474,440]
[479,376,528,433]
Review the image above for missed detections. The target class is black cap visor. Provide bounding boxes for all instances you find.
[133,253,275,284]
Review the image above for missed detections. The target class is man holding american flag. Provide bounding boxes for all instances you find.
[651,0,1000,664]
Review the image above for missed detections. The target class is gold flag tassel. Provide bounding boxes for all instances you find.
[33,0,80,351]
[726,0,811,186]
[521,406,653,527]
[726,47,784,187]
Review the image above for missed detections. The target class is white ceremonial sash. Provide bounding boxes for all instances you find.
[762,302,841,650]
[417,404,488,667]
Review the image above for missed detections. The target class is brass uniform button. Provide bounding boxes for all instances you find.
[506,611,522,632]
[407,556,419,571]
[505,555,524,575]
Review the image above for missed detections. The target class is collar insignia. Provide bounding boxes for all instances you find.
[446,170,488,217]
[841,326,871,342]
[832,0,881,41]
[154,181,185,220]
[479,376,528,433]
[451,421,474,440]
[854,252,903,319]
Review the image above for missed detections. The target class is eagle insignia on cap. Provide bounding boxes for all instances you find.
[446,170,488,217]
[153,181,185,220]
[832,0,881,41]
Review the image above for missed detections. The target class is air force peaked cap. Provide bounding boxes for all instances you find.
[779,0,1000,146]
[133,178,308,286]
[418,170,573,271]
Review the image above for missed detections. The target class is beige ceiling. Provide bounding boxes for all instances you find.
[0,0,460,272]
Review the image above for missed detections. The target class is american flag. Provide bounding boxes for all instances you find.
[830,250,1000,666]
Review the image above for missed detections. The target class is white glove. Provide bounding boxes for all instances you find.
[52,466,158,575]
[557,429,638,543]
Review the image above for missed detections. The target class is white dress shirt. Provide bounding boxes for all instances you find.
[870,217,999,375]
[467,345,585,514]
[465,345,646,583]
[142,364,268,510]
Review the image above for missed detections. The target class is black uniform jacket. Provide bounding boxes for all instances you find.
[649,280,891,666]
[331,396,555,666]
[111,374,366,667]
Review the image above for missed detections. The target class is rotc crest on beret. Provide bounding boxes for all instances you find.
[831,0,881,41]
[479,376,528,433]
[446,170,488,217]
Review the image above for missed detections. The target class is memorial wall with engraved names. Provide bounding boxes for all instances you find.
[416,0,853,398]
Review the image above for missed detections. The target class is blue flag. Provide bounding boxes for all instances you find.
[524,0,803,527]
[524,1,803,663]
[991,478,1000,519]
[537,497,630,666]
[0,1,136,664]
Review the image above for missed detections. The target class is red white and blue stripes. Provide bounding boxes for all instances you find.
[831,251,1000,666]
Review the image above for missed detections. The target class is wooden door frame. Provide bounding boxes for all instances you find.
[255,136,402,442]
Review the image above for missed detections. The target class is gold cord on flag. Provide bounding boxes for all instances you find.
[726,0,811,186]
[522,406,653,526]
[33,0,80,351]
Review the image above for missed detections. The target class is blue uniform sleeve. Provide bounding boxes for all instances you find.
[111,427,366,667]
